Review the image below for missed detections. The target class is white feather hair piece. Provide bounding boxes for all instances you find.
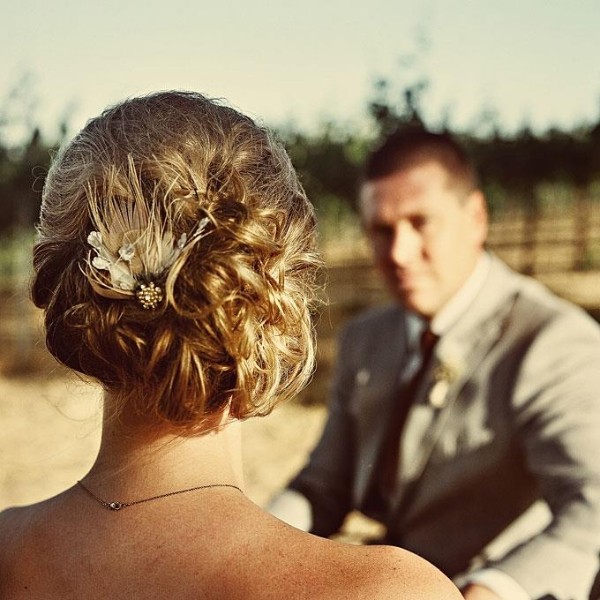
[84,172,209,305]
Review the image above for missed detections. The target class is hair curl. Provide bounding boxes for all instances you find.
[32,91,321,432]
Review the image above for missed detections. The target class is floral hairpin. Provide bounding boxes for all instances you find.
[86,216,209,310]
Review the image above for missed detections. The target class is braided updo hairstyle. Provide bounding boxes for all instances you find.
[32,91,321,432]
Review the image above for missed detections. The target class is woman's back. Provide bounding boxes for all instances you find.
[1,489,459,599]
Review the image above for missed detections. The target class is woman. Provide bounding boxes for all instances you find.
[0,92,460,599]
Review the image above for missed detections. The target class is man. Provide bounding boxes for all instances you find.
[270,130,600,600]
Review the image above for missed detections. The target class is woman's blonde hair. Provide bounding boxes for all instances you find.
[32,91,321,432]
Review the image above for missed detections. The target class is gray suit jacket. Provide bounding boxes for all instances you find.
[291,256,600,600]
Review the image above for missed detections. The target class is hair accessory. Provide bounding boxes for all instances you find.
[77,480,243,511]
[86,215,210,305]
[136,282,164,310]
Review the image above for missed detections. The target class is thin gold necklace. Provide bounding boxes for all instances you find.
[77,480,243,512]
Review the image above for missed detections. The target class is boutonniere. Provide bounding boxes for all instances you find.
[428,350,465,409]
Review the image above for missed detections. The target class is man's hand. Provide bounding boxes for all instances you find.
[462,583,504,600]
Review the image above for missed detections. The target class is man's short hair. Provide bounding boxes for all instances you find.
[364,129,479,194]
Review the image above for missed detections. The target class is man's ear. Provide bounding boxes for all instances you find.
[467,189,488,245]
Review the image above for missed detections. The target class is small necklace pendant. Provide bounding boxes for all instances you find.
[108,501,123,511]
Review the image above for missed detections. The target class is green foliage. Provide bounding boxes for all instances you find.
[0,227,34,290]
[368,77,428,137]
[481,182,510,216]
[315,193,361,242]
[536,181,577,211]
[279,123,368,210]
[0,128,50,233]
[278,114,600,219]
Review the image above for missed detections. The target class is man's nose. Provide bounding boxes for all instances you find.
[388,222,419,266]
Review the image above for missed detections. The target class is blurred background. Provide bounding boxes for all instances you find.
[1,0,600,527]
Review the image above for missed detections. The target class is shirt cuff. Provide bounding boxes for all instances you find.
[466,568,530,600]
[267,489,312,531]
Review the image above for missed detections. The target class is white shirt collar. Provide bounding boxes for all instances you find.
[429,252,491,336]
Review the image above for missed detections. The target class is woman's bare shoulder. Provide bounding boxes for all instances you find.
[344,543,463,600]
[0,498,57,539]
[0,505,30,547]
[312,541,462,600]
[0,500,64,594]
[256,516,461,600]
[0,505,35,597]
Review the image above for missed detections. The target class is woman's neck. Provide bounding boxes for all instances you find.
[81,396,244,501]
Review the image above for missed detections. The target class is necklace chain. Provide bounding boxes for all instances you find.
[77,480,243,512]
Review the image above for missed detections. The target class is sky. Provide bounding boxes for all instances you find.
[2,0,599,144]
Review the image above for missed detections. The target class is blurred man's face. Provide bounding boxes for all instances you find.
[360,161,487,318]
